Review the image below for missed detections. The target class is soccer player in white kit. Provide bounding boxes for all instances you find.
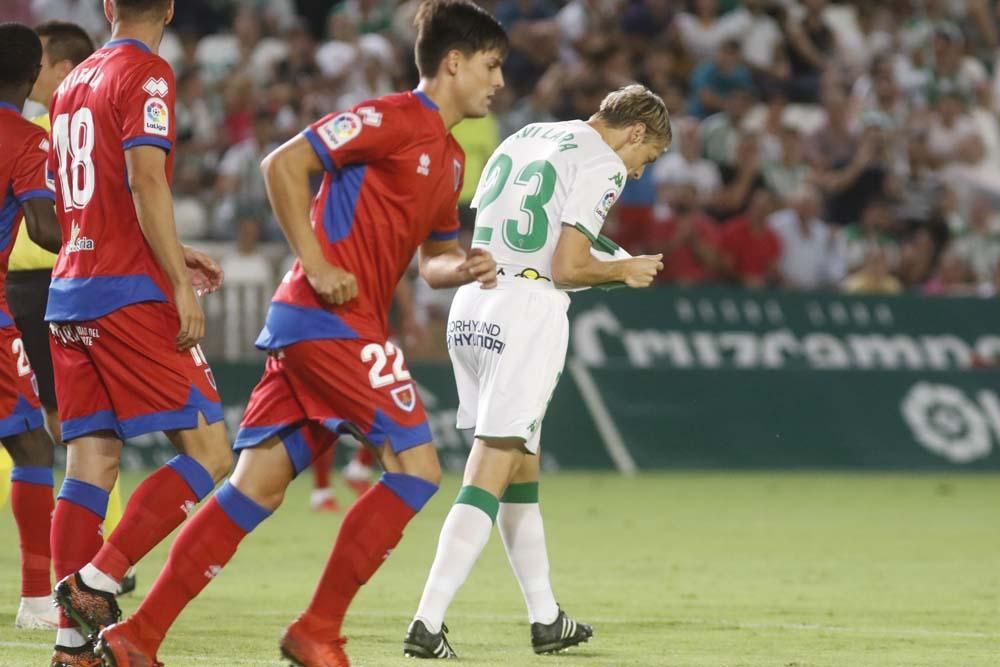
[404,84,670,659]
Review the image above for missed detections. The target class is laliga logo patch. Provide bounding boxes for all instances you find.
[143,97,169,136]
[595,189,617,220]
[391,383,417,413]
[318,112,362,150]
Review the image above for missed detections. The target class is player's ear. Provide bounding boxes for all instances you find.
[630,123,647,145]
[445,49,462,77]
[165,0,175,25]
[103,0,114,24]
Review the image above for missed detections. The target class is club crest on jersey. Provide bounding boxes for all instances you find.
[142,77,169,97]
[318,112,362,150]
[453,158,462,191]
[595,189,618,220]
[417,153,431,176]
[391,383,417,412]
[143,97,169,136]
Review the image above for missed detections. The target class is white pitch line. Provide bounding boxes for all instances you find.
[567,357,637,474]
[232,611,1000,641]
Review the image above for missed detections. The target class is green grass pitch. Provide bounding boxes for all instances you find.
[1,471,997,666]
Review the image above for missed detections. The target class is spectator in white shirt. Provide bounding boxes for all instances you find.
[652,118,722,203]
[768,185,846,290]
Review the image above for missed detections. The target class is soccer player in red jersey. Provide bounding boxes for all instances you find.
[44,2,232,665]
[95,2,506,665]
[0,21,65,633]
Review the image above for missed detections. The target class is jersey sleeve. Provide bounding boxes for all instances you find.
[12,126,55,204]
[426,149,463,242]
[302,99,408,172]
[561,160,627,242]
[117,58,176,153]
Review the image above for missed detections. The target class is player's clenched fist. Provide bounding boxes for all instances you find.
[622,254,664,288]
[174,284,206,350]
[307,263,359,305]
[460,247,498,289]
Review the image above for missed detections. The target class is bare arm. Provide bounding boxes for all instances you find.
[552,224,662,288]
[20,199,61,253]
[419,238,497,289]
[260,134,357,305]
[125,145,202,349]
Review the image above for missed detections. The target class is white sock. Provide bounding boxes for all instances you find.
[310,488,333,507]
[56,627,87,648]
[79,562,119,594]
[498,502,559,624]
[414,502,494,633]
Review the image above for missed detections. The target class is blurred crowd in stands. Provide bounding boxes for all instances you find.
[14,0,1000,354]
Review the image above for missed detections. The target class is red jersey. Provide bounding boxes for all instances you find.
[720,215,782,280]
[0,102,54,327]
[45,39,177,322]
[649,213,722,284]
[257,91,464,348]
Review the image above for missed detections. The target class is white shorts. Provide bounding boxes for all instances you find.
[446,282,569,454]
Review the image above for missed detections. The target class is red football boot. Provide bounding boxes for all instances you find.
[94,622,163,667]
[280,618,350,667]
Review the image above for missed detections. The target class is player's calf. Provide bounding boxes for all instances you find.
[530,606,593,655]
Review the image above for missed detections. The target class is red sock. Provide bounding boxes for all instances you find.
[52,488,106,629]
[355,446,374,468]
[128,494,252,655]
[11,479,54,597]
[92,458,211,583]
[299,483,416,637]
[313,447,333,490]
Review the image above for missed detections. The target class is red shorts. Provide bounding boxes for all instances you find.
[0,325,44,440]
[49,302,223,442]
[234,338,431,475]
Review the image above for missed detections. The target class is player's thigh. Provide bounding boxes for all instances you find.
[86,303,223,436]
[49,323,116,442]
[229,435,296,511]
[285,338,435,460]
[461,437,526,498]
[9,271,57,410]
[166,413,233,481]
[64,432,122,491]
[510,439,541,484]
[0,427,54,468]
[473,290,569,452]
[234,355,327,479]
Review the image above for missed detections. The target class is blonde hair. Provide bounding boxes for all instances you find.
[594,84,671,146]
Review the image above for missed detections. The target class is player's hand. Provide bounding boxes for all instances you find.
[174,283,205,350]
[183,245,224,296]
[459,248,497,289]
[307,262,359,305]
[622,254,664,288]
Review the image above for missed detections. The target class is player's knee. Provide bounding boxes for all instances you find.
[202,448,235,483]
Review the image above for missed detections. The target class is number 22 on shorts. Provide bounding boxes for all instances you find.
[361,341,411,388]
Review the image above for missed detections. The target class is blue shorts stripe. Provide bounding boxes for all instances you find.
[215,481,271,533]
[367,409,432,455]
[58,478,109,518]
[280,429,312,476]
[11,466,54,487]
[166,455,215,500]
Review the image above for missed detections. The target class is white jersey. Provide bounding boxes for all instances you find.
[469,119,627,286]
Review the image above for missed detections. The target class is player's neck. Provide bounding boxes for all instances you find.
[586,119,628,152]
[109,24,162,54]
[415,79,463,131]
